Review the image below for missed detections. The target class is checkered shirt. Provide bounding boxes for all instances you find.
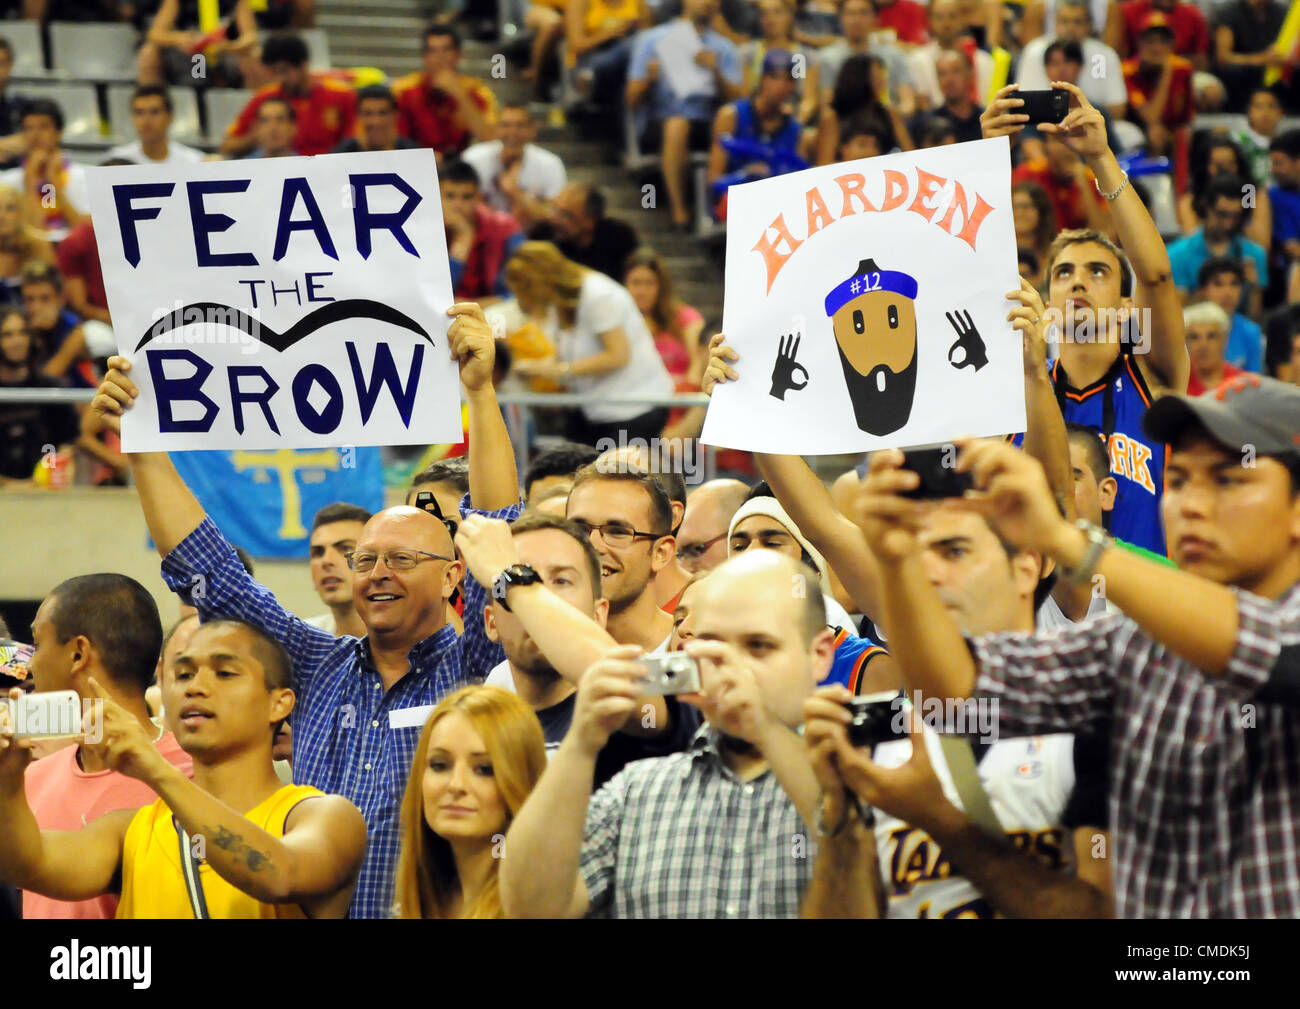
[580,726,812,918]
[160,500,520,919]
[969,583,1300,917]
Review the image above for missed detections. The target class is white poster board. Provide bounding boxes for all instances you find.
[88,149,462,452]
[701,137,1026,454]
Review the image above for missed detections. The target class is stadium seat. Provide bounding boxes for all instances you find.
[106,84,205,146]
[0,21,49,78]
[203,88,254,143]
[1192,113,1246,134]
[299,28,332,70]
[12,81,103,143]
[49,21,139,81]
[1141,170,1181,239]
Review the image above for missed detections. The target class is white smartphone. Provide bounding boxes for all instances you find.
[4,690,83,739]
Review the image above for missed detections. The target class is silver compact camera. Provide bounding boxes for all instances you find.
[638,653,701,695]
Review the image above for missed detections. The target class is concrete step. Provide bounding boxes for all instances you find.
[319,13,428,32]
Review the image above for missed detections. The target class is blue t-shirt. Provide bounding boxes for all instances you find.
[823,626,888,694]
[1270,184,1300,245]
[629,21,742,129]
[1226,312,1263,373]
[1167,230,1268,293]
[1050,351,1167,557]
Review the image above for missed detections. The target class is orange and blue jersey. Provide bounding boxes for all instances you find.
[824,626,888,695]
[1050,349,1168,557]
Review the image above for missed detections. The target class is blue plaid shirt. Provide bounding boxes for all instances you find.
[160,497,520,919]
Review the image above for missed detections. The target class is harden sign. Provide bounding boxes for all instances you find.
[702,137,1026,455]
[88,149,463,452]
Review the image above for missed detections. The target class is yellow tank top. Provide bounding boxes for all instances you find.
[584,0,639,34]
[116,784,324,919]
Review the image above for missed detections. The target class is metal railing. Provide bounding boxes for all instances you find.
[0,388,722,483]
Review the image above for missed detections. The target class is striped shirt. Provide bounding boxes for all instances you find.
[159,500,519,919]
[969,583,1300,917]
[580,727,811,918]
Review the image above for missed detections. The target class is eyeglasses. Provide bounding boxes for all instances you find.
[345,549,453,573]
[676,532,727,562]
[570,519,662,548]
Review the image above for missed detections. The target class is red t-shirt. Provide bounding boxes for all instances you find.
[874,0,930,45]
[1011,161,1105,232]
[55,220,106,311]
[393,72,498,157]
[1187,362,1243,396]
[22,732,194,919]
[1123,56,1195,129]
[227,77,358,156]
[1120,0,1209,56]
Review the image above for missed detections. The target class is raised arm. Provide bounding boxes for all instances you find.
[86,680,366,915]
[500,648,652,918]
[455,515,673,736]
[957,437,1263,680]
[1042,82,1187,393]
[0,694,131,901]
[89,357,205,554]
[701,332,888,622]
[87,360,338,669]
[800,688,883,919]
[449,303,520,511]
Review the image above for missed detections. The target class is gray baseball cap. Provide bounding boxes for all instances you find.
[1144,374,1300,462]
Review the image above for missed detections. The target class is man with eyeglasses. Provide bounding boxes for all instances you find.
[87,303,531,919]
[1168,175,1270,306]
[676,479,751,574]
[565,463,678,655]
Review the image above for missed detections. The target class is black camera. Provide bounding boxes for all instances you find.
[1017,88,1069,125]
[414,491,459,540]
[899,445,974,500]
[845,691,906,748]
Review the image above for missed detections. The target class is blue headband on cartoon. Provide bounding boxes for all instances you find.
[824,268,918,317]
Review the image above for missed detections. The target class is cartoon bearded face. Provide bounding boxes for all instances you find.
[825,259,919,436]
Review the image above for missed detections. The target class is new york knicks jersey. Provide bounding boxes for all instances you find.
[871,732,1078,919]
[824,626,888,694]
[1051,351,1167,556]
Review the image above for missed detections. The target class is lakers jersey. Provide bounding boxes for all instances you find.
[1051,351,1168,556]
[117,784,324,919]
[871,731,1079,919]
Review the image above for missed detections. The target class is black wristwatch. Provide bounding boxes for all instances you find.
[492,564,542,610]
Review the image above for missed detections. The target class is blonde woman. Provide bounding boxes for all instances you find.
[393,686,547,919]
[0,185,53,306]
[506,240,675,444]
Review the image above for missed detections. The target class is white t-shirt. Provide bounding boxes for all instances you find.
[304,612,336,634]
[1015,36,1128,111]
[107,139,205,166]
[872,729,1078,918]
[555,271,675,423]
[0,161,90,243]
[824,594,858,635]
[1034,591,1111,635]
[461,141,567,215]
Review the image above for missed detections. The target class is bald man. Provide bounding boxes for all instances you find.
[677,478,750,574]
[501,550,835,918]
[86,303,526,919]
